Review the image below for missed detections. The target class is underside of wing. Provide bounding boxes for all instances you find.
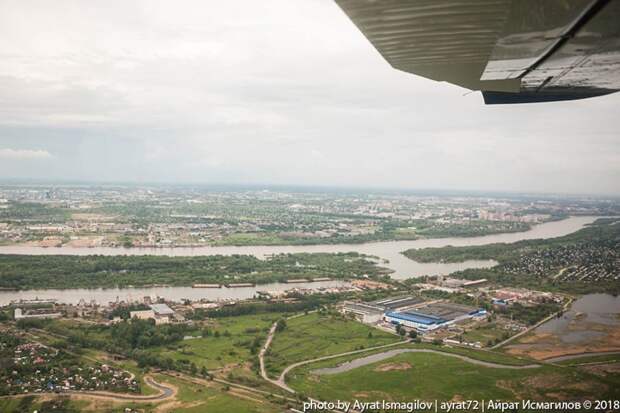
[335,0,620,104]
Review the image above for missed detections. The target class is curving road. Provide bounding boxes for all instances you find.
[277,341,411,391]
[66,375,176,402]
[259,320,540,397]
[0,375,176,404]
[310,348,541,375]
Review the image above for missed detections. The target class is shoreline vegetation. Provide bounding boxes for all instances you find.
[403,218,620,294]
[0,252,390,290]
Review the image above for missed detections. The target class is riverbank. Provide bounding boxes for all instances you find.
[0,216,597,279]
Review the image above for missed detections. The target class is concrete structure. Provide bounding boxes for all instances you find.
[129,310,155,320]
[370,295,425,311]
[10,299,56,308]
[14,308,62,321]
[341,301,384,324]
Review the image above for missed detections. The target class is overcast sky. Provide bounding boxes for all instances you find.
[0,0,618,195]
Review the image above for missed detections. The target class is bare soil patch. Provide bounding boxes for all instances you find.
[374,362,412,372]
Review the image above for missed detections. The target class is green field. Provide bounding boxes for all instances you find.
[460,322,511,346]
[556,353,620,366]
[287,350,620,402]
[151,313,280,373]
[432,344,534,366]
[151,374,281,413]
[265,312,401,376]
[0,397,91,413]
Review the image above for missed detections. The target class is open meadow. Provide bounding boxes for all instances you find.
[265,312,401,376]
[287,348,620,402]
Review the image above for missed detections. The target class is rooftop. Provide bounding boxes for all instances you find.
[149,303,174,315]
[386,311,446,325]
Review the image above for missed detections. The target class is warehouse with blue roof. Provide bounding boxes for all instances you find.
[384,302,487,332]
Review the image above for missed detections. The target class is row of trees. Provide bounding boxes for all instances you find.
[0,252,385,289]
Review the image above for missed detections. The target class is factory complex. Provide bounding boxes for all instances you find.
[341,295,486,334]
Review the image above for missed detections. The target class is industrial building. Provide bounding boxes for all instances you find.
[343,295,486,333]
[342,296,426,324]
[129,303,176,325]
[340,301,384,323]
[384,302,486,333]
[369,296,426,311]
[14,308,62,321]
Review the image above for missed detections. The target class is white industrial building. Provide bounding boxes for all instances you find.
[129,303,175,325]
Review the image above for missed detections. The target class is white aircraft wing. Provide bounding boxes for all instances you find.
[335,0,620,104]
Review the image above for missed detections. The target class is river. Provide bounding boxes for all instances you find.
[0,216,598,304]
[0,280,350,306]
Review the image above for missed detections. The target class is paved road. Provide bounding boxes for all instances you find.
[258,319,410,393]
[259,321,540,413]
[277,340,412,387]
[0,376,176,403]
[68,375,175,402]
[311,348,540,375]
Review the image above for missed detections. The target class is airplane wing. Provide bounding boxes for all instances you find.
[335,0,620,104]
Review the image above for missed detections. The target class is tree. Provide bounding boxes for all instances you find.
[367,331,373,339]
[276,318,287,332]
[408,330,417,339]
[398,328,406,337]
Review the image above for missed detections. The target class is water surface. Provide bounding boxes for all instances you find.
[0,280,349,306]
[537,294,620,344]
[0,216,599,305]
[0,216,596,279]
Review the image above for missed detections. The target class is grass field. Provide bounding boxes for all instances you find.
[265,312,401,376]
[460,322,510,346]
[274,341,536,374]
[151,313,282,373]
[287,350,620,402]
[434,344,535,366]
[0,397,91,413]
[556,353,620,366]
[151,374,282,413]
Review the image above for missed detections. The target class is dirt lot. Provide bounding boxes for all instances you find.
[65,236,104,247]
[505,323,620,360]
[374,362,412,372]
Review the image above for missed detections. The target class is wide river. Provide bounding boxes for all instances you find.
[0,216,598,304]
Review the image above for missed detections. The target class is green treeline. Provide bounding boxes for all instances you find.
[403,218,619,264]
[0,252,384,290]
[403,218,620,294]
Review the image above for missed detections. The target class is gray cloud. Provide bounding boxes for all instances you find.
[0,148,52,160]
[0,0,618,195]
